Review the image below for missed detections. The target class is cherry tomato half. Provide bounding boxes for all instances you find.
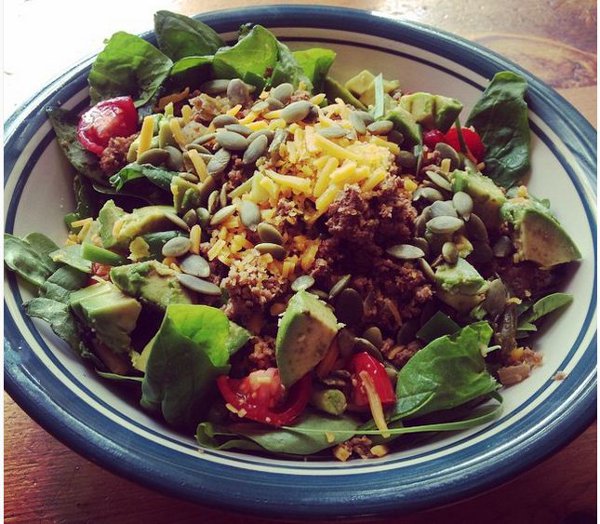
[442,127,486,163]
[77,96,138,156]
[349,352,396,407]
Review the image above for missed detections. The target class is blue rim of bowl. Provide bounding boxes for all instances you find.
[4,5,597,519]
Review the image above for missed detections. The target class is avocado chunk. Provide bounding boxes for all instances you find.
[399,92,463,132]
[500,199,581,267]
[98,200,126,249]
[435,257,486,295]
[345,70,376,97]
[384,106,422,147]
[452,169,507,227]
[70,281,141,354]
[110,260,196,309]
[324,77,367,111]
[275,290,340,388]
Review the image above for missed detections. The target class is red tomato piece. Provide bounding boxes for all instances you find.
[87,262,111,286]
[77,96,138,156]
[423,129,444,150]
[442,127,486,163]
[349,352,396,407]
[217,368,311,427]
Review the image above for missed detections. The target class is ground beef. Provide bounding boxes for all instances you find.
[494,259,563,300]
[223,156,250,193]
[333,436,375,461]
[381,338,422,369]
[99,134,136,175]
[247,336,276,370]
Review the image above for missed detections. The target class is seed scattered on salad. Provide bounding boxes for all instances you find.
[6,10,582,462]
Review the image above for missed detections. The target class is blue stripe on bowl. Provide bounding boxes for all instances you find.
[4,5,597,518]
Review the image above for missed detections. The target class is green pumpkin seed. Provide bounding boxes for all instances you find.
[452,191,474,219]
[225,123,253,137]
[412,237,430,257]
[385,365,398,383]
[386,244,425,260]
[317,126,349,139]
[197,176,218,206]
[182,209,198,227]
[176,273,222,296]
[334,288,364,326]
[281,101,313,124]
[179,254,211,278]
[252,101,269,113]
[397,150,417,169]
[362,326,383,349]
[165,213,190,232]
[435,142,461,170]
[192,132,217,145]
[137,148,169,166]
[162,236,192,257]
[493,235,514,258]
[415,214,428,237]
[388,130,404,145]
[227,79,250,106]
[337,328,357,358]
[310,289,330,301]
[219,184,228,208]
[158,120,176,148]
[247,129,274,143]
[211,114,238,128]
[465,213,489,242]
[268,128,289,154]
[179,172,199,183]
[353,337,384,361]
[243,135,269,165]
[266,97,285,110]
[271,82,294,103]
[255,242,286,260]
[207,190,220,214]
[196,207,211,228]
[430,200,459,218]
[185,143,211,154]
[442,242,459,264]
[426,216,464,235]
[349,112,367,134]
[239,200,261,230]
[354,110,374,125]
[425,170,453,191]
[216,130,249,151]
[418,257,436,282]
[367,120,393,135]
[200,79,230,95]
[413,187,444,203]
[291,275,316,292]
[257,222,284,245]
[207,148,231,176]
[164,146,184,171]
[482,279,507,317]
[328,274,351,301]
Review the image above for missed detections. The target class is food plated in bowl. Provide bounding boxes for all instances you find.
[4,6,596,517]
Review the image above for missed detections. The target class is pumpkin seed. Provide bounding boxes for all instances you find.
[281,101,313,123]
[197,176,218,206]
[179,172,199,183]
[354,110,374,125]
[158,121,176,148]
[247,129,274,143]
[268,128,289,154]
[412,237,430,256]
[430,200,459,218]
[413,187,444,203]
[397,150,417,169]
[266,97,285,110]
[426,216,464,235]
[207,148,231,176]
[385,365,398,383]
[452,191,474,219]
[219,184,228,208]
[425,170,453,191]
[200,79,230,95]
[353,337,384,361]
[252,100,269,113]
[396,319,419,344]
[239,200,261,229]
[182,209,198,227]
[291,275,315,292]
[216,130,248,151]
[271,82,294,103]
[435,142,461,170]
[185,143,211,154]
[164,145,184,171]
[225,123,253,137]
[126,142,139,163]
[243,134,268,165]
[177,273,222,296]
[420,205,433,222]
[366,120,393,135]
[337,328,357,358]
[482,278,507,317]
[418,257,436,282]
[255,242,286,260]
[442,242,459,264]
[196,207,211,228]
[317,126,349,139]
[386,244,425,260]
[179,254,211,278]
[165,213,190,232]
[362,326,383,349]
[207,190,220,214]
[228,176,255,199]
[334,288,364,326]
[328,274,351,301]
[137,148,169,166]
[415,214,428,237]
[257,222,284,245]
[493,235,514,258]
[162,236,192,257]
[310,289,330,301]
[192,132,217,145]
[388,130,404,145]
[465,213,489,242]
[211,114,238,128]
[227,78,250,106]
[349,112,367,134]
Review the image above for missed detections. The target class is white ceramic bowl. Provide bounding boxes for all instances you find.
[4,6,596,518]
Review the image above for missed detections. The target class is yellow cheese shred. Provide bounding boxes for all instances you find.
[359,370,391,438]
[187,149,208,182]
[137,115,155,158]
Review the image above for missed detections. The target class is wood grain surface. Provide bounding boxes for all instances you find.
[4,1,597,523]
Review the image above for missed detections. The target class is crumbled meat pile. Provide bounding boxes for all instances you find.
[99,134,137,176]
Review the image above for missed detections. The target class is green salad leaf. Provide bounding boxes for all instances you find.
[226,322,251,356]
[154,10,224,61]
[293,48,336,94]
[64,174,102,232]
[466,71,531,188]
[50,245,92,274]
[4,233,59,287]
[270,42,312,91]
[168,56,213,88]
[110,163,180,192]
[89,31,173,108]
[141,305,232,428]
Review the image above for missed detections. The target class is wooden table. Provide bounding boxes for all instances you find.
[4,1,597,522]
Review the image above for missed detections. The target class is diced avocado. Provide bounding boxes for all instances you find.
[110,260,195,309]
[70,281,141,354]
[384,106,422,147]
[171,176,202,214]
[500,199,581,267]
[98,200,126,249]
[435,257,486,295]
[399,92,463,132]
[436,288,486,313]
[452,169,507,227]
[345,70,376,97]
[324,77,367,111]
[275,290,340,388]
[359,80,400,107]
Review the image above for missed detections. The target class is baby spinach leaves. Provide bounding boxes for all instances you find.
[293,48,336,94]
[4,233,59,287]
[466,72,531,188]
[516,292,573,338]
[110,163,180,192]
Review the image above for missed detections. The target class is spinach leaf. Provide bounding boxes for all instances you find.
[24,298,83,350]
[89,32,173,108]
[46,107,107,186]
[141,305,231,428]
[415,311,461,343]
[393,322,499,421]
[518,293,573,326]
[292,48,336,94]
[96,370,144,384]
[196,423,265,452]
[4,233,59,287]
[466,71,530,188]
[168,56,213,89]
[65,174,102,231]
[40,265,90,303]
[154,10,224,61]
[270,42,312,91]
[212,25,279,90]
[226,322,251,356]
[109,163,179,192]
[50,245,92,274]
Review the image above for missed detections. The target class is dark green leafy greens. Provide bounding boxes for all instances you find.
[517,293,573,333]
[292,48,336,94]
[4,233,59,287]
[110,163,180,191]
[466,71,531,188]
[270,41,312,91]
